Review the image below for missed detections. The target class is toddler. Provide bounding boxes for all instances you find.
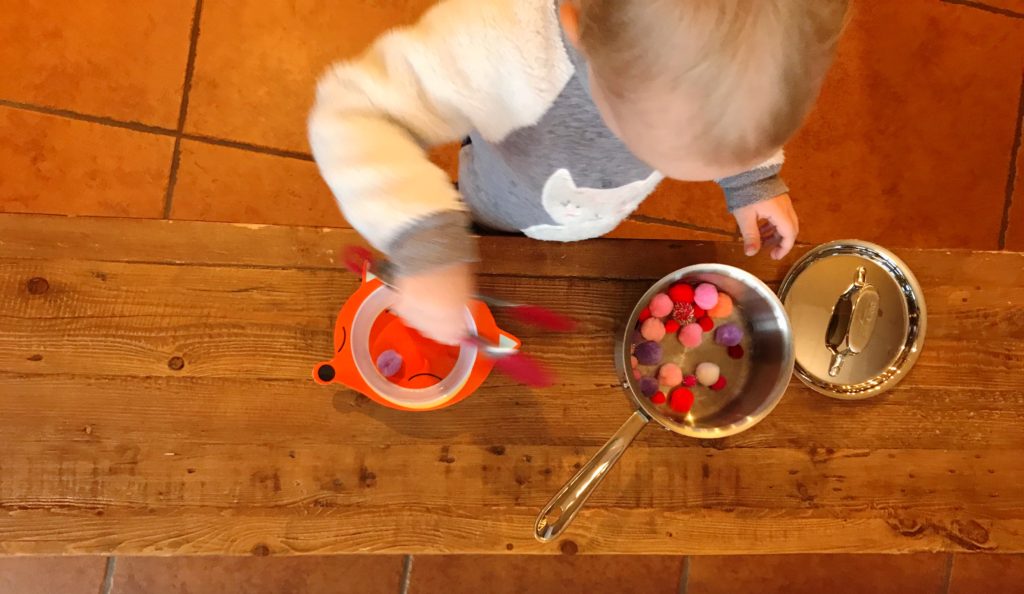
[309,0,849,344]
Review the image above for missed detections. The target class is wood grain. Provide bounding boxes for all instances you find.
[1,213,1022,555]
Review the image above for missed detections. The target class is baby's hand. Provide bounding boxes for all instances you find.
[733,193,799,260]
[394,262,474,346]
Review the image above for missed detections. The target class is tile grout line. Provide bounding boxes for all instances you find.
[997,71,1024,250]
[939,0,1024,19]
[175,0,204,134]
[0,98,176,137]
[677,556,690,594]
[398,554,414,594]
[98,557,116,594]
[162,0,205,220]
[181,132,314,162]
[940,553,954,594]
[163,138,185,219]
[0,96,315,162]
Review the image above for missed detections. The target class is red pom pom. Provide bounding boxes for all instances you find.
[727,345,745,359]
[672,302,696,325]
[692,305,706,319]
[711,376,727,391]
[682,374,697,387]
[664,319,681,333]
[698,316,714,332]
[669,388,695,413]
[651,391,667,404]
[668,283,694,304]
[639,307,652,322]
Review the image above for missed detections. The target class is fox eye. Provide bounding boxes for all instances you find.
[336,326,347,353]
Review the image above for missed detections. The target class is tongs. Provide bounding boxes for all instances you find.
[342,246,576,387]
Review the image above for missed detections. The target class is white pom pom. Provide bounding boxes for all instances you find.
[695,362,721,387]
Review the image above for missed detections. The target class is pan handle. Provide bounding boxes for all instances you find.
[534,409,650,542]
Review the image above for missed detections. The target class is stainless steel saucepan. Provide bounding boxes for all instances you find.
[534,264,795,542]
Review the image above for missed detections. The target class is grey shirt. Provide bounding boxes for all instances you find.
[458,30,785,238]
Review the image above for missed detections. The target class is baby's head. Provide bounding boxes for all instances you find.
[561,0,850,180]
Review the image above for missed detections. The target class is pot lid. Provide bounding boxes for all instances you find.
[778,240,926,399]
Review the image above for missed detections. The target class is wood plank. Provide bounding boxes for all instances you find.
[3,258,1023,381]
[4,214,1024,285]
[2,373,1023,452]
[1,442,1020,518]
[1,213,1022,555]
[0,507,1015,555]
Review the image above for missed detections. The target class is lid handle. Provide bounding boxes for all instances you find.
[824,266,880,377]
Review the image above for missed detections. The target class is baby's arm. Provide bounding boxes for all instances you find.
[309,0,571,343]
[716,151,798,260]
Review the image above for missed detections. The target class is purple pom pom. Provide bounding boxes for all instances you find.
[634,341,663,366]
[639,376,659,397]
[376,349,404,378]
[629,327,643,354]
[714,323,744,347]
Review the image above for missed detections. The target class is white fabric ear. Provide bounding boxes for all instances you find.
[524,169,663,241]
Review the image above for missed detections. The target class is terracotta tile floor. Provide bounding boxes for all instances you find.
[1,0,1019,246]
[2,554,1024,593]
[1,0,1023,590]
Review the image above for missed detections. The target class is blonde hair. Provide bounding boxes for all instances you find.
[577,0,850,166]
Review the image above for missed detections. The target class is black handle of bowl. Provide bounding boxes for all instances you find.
[534,409,650,542]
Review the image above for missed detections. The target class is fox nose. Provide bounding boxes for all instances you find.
[315,363,336,383]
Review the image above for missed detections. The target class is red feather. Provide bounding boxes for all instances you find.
[508,304,578,332]
[342,246,373,275]
[493,352,555,388]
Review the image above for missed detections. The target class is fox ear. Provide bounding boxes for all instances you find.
[342,246,374,282]
[498,331,521,350]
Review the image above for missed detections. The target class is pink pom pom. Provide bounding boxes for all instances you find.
[649,293,673,318]
[658,363,683,388]
[678,323,703,348]
[640,317,666,342]
[694,283,719,311]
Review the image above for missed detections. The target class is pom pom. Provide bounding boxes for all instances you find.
[695,362,721,387]
[707,293,734,318]
[715,323,744,347]
[668,283,694,303]
[678,323,703,348]
[376,350,403,378]
[658,363,683,388]
[649,293,674,318]
[669,388,695,413]
[640,317,666,342]
[694,283,719,310]
[639,376,659,397]
[634,341,663,365]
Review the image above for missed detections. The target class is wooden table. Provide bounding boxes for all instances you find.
[1,213,1022,555]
